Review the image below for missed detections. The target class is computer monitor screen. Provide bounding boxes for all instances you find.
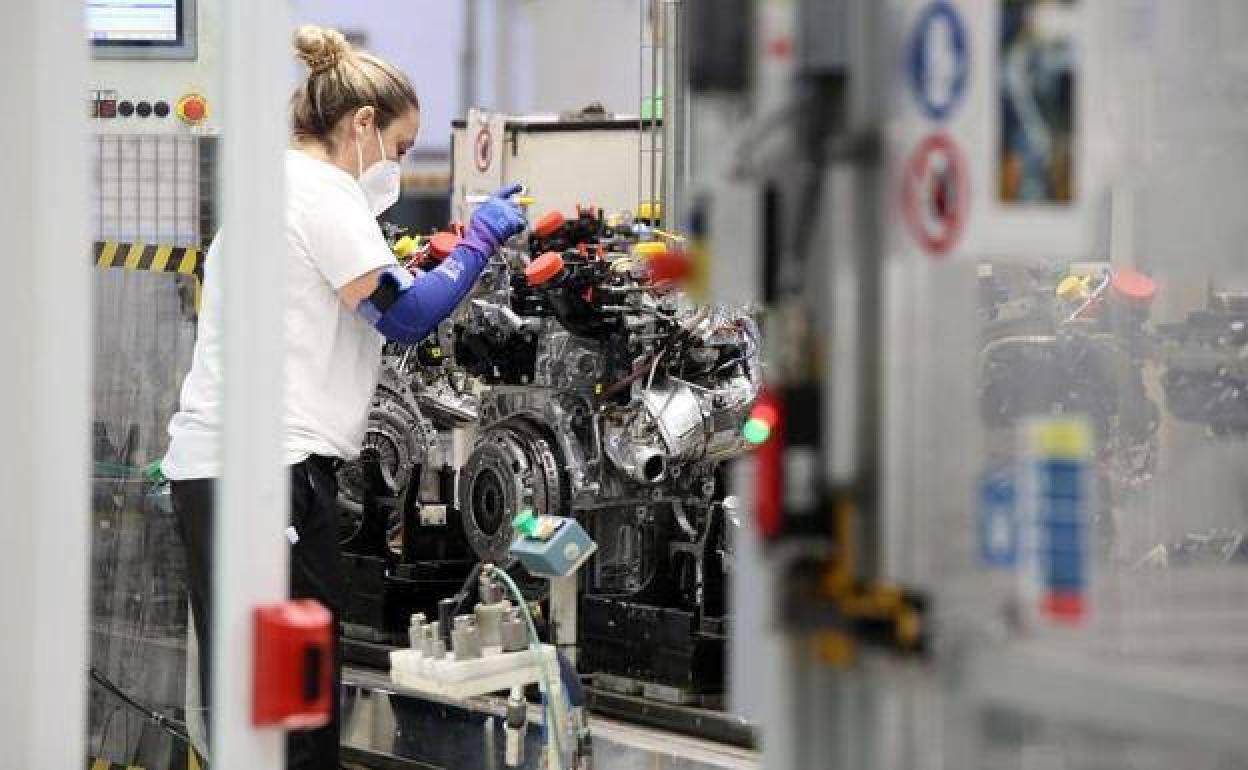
[87,0,181,45]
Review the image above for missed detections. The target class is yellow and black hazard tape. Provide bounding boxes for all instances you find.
[87,759,144,770]
[93,241,203,280]
[93,240,204,314]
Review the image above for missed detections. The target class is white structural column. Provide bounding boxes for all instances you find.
[0,1,91,768]
[212,0,293,768]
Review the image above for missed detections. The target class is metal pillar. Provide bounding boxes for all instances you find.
[660,0,689,229]
[462,0,480,112]
[0,1,91,767]
[493,0,514,114]
[212,0,292,767]
[549,575,579,665]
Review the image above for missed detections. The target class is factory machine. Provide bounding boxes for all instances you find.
[82,0,762,762]
[337,156,763,719]
[688,2,1248,769]
[330,106,767,765]
[977,261,1248,565]
[85,1,222,767]
[453,202,758,697]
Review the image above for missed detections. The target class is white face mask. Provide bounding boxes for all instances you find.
[356,126,401,216]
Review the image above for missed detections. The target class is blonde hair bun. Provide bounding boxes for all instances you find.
[294,25,350,75]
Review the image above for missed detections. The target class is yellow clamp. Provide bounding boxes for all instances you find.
[637,201,662,222]
[818,497,925,656]
[633,242,667,259]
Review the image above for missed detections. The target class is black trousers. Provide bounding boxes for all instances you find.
[172,455,345,770]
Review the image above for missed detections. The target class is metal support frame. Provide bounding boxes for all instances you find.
[960,644,1248,754]
[212,0,291,767]
[660,0,689,230]
[0,2,91,767]
[493,0,514,115]
[639,0,664,223]
[461,0,479,113]
[549,575,579,665]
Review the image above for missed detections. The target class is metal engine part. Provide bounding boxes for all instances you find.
[338,350,478,540]
[336,340,483,654]
[337,372,438,546]
[449,206,761,664]
[458,420,565,563]
[1157,294,1248,436]
[343,207,761,694]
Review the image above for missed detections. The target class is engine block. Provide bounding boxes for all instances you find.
[340,207,761,695]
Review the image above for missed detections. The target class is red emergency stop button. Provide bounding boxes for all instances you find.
[176,93,208,125]
[253,599,332,729]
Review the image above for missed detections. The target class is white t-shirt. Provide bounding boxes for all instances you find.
[163,149,397,479]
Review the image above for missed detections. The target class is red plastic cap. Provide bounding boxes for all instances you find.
[646,248,693,286]
[429,231,462,259]
[1111,268,1157,307]
[526,251,565,286]
[534,211,566,239]
[1042,592,1086,624]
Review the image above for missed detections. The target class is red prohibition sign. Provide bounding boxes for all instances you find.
[474,127,493,173]
[901,132,968,257]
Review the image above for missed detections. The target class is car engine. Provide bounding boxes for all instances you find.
[452,207,761,693]
[339,207,762,696]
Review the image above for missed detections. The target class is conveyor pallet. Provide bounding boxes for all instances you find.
[341,665,759,770]
[343,638,758,748]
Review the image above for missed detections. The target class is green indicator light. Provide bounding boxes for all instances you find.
[743,417,772,445]
[512,508,539,537]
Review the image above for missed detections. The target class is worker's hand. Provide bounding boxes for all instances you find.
[466,183,527,251]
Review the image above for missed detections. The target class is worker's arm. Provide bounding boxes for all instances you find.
[342,184,526,343]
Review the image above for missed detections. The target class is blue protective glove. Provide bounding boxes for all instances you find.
[360,183,527,344]
[461,183,527,259]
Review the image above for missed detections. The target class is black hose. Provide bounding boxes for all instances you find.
[555,650,587,708]
[452,561,484,615]
[89,667,197,752]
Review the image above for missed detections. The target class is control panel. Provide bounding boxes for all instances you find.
[87,0,222,136]
[89,90,211,130]
[86,0,223,246]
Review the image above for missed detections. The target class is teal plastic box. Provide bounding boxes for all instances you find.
[509,510,598,578]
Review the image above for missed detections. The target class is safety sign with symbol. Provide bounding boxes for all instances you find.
[907,1,969,122]
[901,133,968,257]
[977,465,1019,569]
[474,127,493,173]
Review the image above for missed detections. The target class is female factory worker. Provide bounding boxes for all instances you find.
[161,25,526,770]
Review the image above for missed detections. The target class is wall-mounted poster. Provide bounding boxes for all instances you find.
[999,0,1077,205]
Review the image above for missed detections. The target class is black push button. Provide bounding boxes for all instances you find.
[302,645,323,701]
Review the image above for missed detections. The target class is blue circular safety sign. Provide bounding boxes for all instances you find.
[907,2,969,122]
